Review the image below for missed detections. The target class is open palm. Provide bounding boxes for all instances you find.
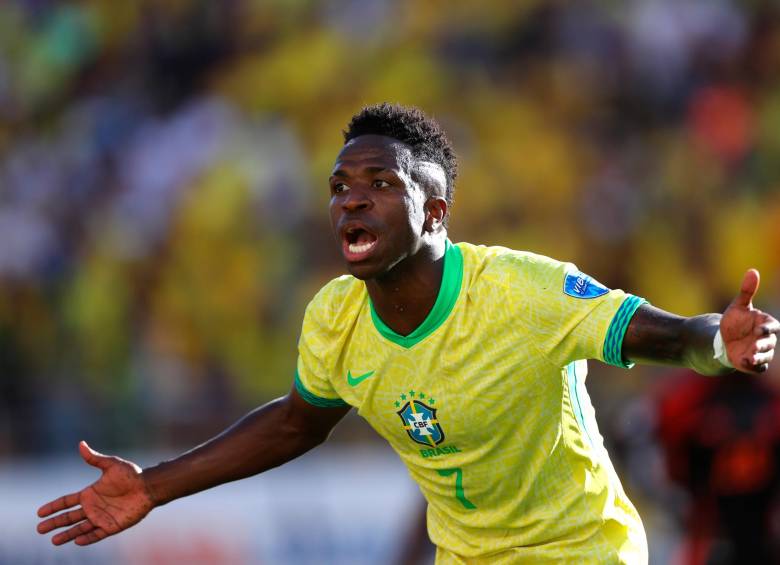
[37,441,155,546]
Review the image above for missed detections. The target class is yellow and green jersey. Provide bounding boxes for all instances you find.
[295,240,648,564]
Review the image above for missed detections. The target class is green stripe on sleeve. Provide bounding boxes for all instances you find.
[294,370,349,408]
[603,295,646,368]
[566,362,594,448]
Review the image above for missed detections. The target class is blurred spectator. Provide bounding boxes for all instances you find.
[657,370,780,564]
[1,1,779,562]
[0,0,777,513]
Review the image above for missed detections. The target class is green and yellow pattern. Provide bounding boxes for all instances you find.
[296,241,648,564]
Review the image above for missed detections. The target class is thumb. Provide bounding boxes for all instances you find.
[79,440,112,471]
[733,269,760,309]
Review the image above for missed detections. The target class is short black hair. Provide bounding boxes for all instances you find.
[343,103,457,211]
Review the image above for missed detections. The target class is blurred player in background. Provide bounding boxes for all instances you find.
[657,369,780,564]
[37,104,779,564]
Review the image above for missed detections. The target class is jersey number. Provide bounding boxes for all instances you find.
[437,467,476,509]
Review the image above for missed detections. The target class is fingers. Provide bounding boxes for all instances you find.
[745,333,775,369]
[79,440,112,471]
[734,269,760,308]
[75,527,110,546]
[51,520,96,546]
[755,317,780,337]
[37,508,86,534]
[756,334,778,354]
[751,351,774,367]
[733,317,777,373]
[38,500,110,546]
[38,492,80,518]
[741,350,774,373]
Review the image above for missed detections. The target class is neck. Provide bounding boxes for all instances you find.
[366,237,447,336]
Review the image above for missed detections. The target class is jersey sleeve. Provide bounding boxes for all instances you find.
[524,260,645,369]
[294,300,349,408]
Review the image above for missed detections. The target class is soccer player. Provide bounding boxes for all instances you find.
[37,104,779,563]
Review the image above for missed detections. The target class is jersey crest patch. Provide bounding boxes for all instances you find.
[396,391,444,447]
[563,271,609,299]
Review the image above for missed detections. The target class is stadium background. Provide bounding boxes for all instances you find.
[1,1,780,563]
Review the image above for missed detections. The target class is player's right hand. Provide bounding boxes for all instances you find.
[37,440,155,546]
[721,269,780,373]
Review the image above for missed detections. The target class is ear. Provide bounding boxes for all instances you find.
[424,197,448,233]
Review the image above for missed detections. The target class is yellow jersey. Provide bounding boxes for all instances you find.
[295,240,648,564]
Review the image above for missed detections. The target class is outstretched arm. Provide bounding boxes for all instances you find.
[37,387,350,546]
[143,387,349,505]
[622,269,779,375]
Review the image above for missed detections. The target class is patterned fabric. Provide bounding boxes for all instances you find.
[296,241,648,563]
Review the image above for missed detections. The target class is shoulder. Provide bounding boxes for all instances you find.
[303,274,366,332]
[456,241,571,294]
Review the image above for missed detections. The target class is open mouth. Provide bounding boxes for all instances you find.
[343,226,378,260]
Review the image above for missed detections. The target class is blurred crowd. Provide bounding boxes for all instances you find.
[3,0,780,561]
[2,0,780,545]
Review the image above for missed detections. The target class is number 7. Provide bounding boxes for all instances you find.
[437,467,476,509]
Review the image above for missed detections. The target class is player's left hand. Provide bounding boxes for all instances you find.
[721,269,780,373]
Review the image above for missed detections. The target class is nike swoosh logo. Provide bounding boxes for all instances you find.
[347,370,375,387]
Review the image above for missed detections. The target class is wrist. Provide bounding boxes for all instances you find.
[141,464,173,508]
[680,314,732,375]
[712,328,734,369]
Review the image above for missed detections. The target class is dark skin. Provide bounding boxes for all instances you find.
[36,392,350,545]
[329,135,449,334]
[625,271,779,375]
[37,134,779,546]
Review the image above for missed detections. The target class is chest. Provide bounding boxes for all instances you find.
[332,302,561,456]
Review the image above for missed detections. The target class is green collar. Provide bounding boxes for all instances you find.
[369,240,463,349]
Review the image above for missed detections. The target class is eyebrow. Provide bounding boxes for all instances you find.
[330,166,393,178]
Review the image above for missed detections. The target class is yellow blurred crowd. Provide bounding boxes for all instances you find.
[0,0,779,455]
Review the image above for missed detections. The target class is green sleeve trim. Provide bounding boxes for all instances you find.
[294,369,349,408]
[566,362,594,448]
[603,295,646,368]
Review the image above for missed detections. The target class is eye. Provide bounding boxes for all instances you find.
[332,182,350,194]
[372,179,390,189]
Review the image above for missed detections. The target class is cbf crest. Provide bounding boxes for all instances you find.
[395,391,444,447]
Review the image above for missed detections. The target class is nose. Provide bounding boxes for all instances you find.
[341,186,373,212]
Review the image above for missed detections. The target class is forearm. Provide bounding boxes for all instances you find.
[142,395,329,506]
[622,306,732,376]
